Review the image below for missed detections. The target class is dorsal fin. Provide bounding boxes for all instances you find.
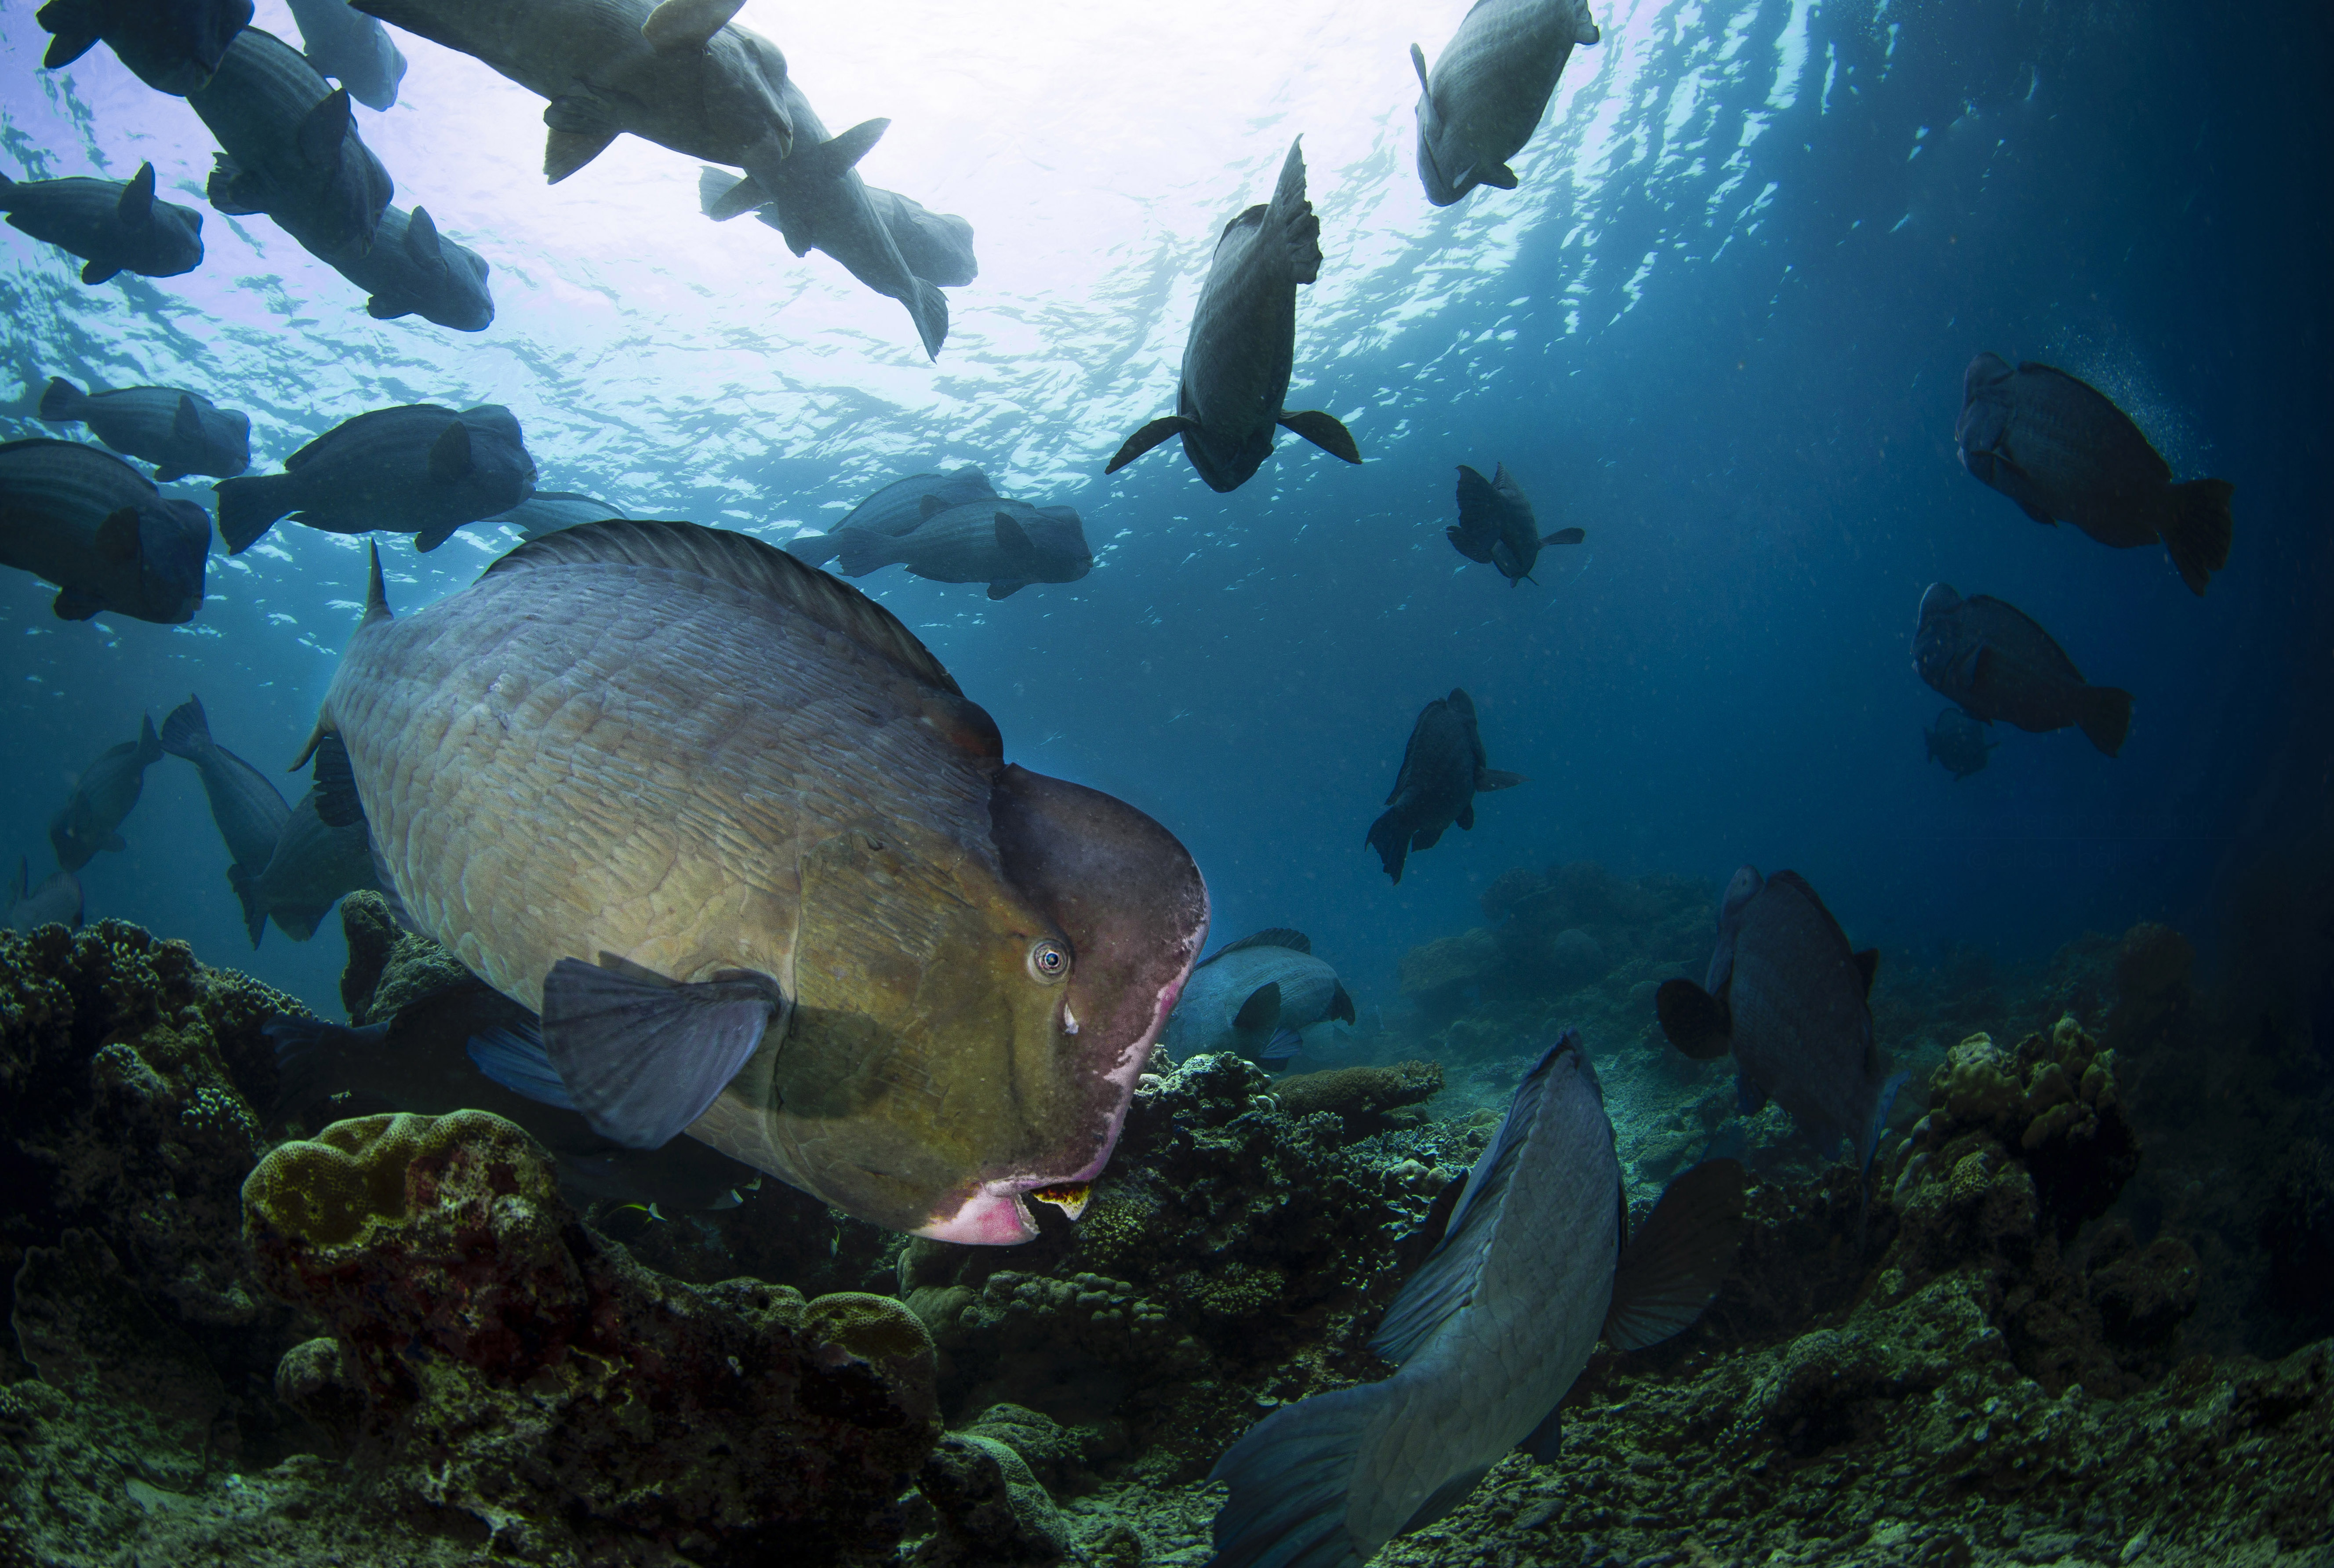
[363,541,391,626]
[1205,928,1312,964]
[484,519,962,695]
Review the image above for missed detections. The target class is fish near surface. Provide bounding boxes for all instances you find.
[6,859,83,933]
[833,497,1093,600]
[1446,462,1584,584]
[38,376,249,481]
[1411,0,1602,206]
[1956,353,2235,596]
[1106,139,1362,493]
[311,204,494,331]
[307,520,1209,1242]
[1658,866,1909,1196]
[186,29,392,255]
[1208,1031,1744,1568]
[1924,707,1996,781]
[0,164,204,284]
[785,466,997,566]
[1366,688,1524,884]
[284,0,404,110]
[0,439,211,624]
[214,403,535,553]
[49,714,163,872]
[160,695,291,884]
[34,0,251,95]
[1162,928,1356,1065]
[1912,583,2131,757]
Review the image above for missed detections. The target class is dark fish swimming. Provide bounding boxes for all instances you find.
[311,204,494,331]
[214,402,537,554]
[48,713,162,872]
[830,497,1093,600]
[0,438,212,624]
[5,859,84,933]
[1411,0,1603,206]
[500,490,629,542]
[34,0,252,96]
[1657,866,1909,1202]
[160,694,291,909]
[1105,139,1362,493]
[302,520,1209,1243]
[235,736,377,943]
[1445,462,1584,584]
[1924,707,1996,781]
[1162,928,1356,1065]
[0,163,204,284]
[1367,688,1524,884]
[702,166,981,296]
[785,466,998,565]
[284,0,405,111]
[1956,353,2236,596]
[1208,1030,1743,1568]
[1912,582,2132,757]
[186,29,393,256]
[38,376,250,481]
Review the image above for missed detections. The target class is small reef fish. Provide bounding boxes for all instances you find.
[0,163,204,284]
[1657,866,1909,1203]
[48,713,163,872]
[284,0,404,110]
[499,490,629,542]
[1924,707,1996,781]
[1162,928,1357,1065]
[1444,462,1584,584]
[786,466,999,564]
[0,438,212,624]
[5,859,83,933]
[34,0,251,95]
[160,695,291,895]
[302,520,1208,1243]
[215,402,537,554]
[1912,583,2131,757]
[1367,688,1524,884]
[1106,139,1362,493]
[38,376,250,481]
[236,735,378,943]
[829,497,1093,600]
[1208,1030,1744,1567]
[311,204,493,331]
[1411,0,1603,207]
[186,29,393,256]
[1956,353,2235,596]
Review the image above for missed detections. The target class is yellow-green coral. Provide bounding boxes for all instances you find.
[804,1291,936,1367]
[241,1109,557,1249]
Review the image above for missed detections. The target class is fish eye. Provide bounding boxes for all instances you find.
[1028,939,1072,984]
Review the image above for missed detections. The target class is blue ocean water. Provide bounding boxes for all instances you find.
[0,0,2325,1030]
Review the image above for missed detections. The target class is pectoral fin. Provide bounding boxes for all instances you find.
[543,102,621,183]
[95,506,140,564]
[993,510,1032,554]
[701,168,767,221]
[295,91,353,174]
[1476,768,1525,790]
[1479,163,1520,190]
[1545,527,1586,545]
[985,581,1026,600]
[51,586,104,619]
[1603,1157,1746,1350]
[918,493,949,521]
[427,418,473,484]
[1232,981,1283,1039]
[311,734,365,829]
[1410,42,1432,95]
[404,205,444,267]
[541,956,784,1148]
[640,0,745,52]
[1853,947,1879,997]
[79,261,121,285]
[1276,409,1362,464]
[1105,415,1199,474]
[1655,979,1732,1059]
[116,162,156,225]
[811,119,889,182]
[1517,1405,1563,1462]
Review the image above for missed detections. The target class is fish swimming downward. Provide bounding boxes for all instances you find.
[48,714,163,872]
[1163,928,1357,1065]
[1207,1030,1744,1568]
[234,734,378,943]
[185,28,394,256]
[1657,866,1909,1213]
[1410,0,1603,206]
[1106,139,1362,493]
[1444,462,1584,584]
[1367,688,1525,884]
[302,520,1209,1242]
[160,695,291,915]
[1912,583,2131,757]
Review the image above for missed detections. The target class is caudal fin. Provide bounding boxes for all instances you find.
[903,277,948,360]
[2163,477,2235,595]
[1206,1381,1382,1568]
[1365,811,1409,884]
[214,473,298,553]
[2080,684,2134,757]
[228,864,266,948]
[832,531,892,578]
[159,694,209,760]
[784,531,842,567]
[37,376,85,421]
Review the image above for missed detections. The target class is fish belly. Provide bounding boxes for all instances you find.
[1440,0,1578,166]
[2008,389,2168,546]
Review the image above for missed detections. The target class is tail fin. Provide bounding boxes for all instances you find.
[159,694,209,760]
[1365,811,1409,884]
[698,164,763,220]
[2080,685,2134,757]
[228,863,267,948]
[135,712,162,766]
[37,377,84,421]
[2163,477,2235,595]
[832,531,892,578]
[903,276,948,360]
[784,531,842,567]
[1206,1381,1382,1568]
[213,473,298,553]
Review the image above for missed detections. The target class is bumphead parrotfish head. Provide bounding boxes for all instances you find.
[757,763,1208,1245]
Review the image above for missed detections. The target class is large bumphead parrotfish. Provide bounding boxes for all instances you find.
[38,376,250,481]
[5,859,83,934]
[49,713,164,871]
[0,164,205,284]
[35,0,252,96]
[1105,139,1362,493]
[285,0,405,111]
[160,694,291,900]
[1163,928,1357,1065]
[1657,866,1909,1199]
[312,204,494,332]
[1912,582,2131,757]
[235,735,378,943]
[304,520,1209,1243]
[0,438,212,624]
[1445,462,1584,584]
[1410,0,1602,207]
[1208,1031,1744,1568]
[787,467,1001,565]
[185,29,393,256]
[1366,688,1524,884]
[1955,353,2235,596]
[215,402,536,554]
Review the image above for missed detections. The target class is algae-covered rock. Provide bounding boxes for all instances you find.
[912,1431,1072,1565]
[337,892,476,1026]
[242,1107,939,1564]
[1272,1058,1443,1139]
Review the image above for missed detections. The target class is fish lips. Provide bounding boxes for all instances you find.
[919,764,1208,1244]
